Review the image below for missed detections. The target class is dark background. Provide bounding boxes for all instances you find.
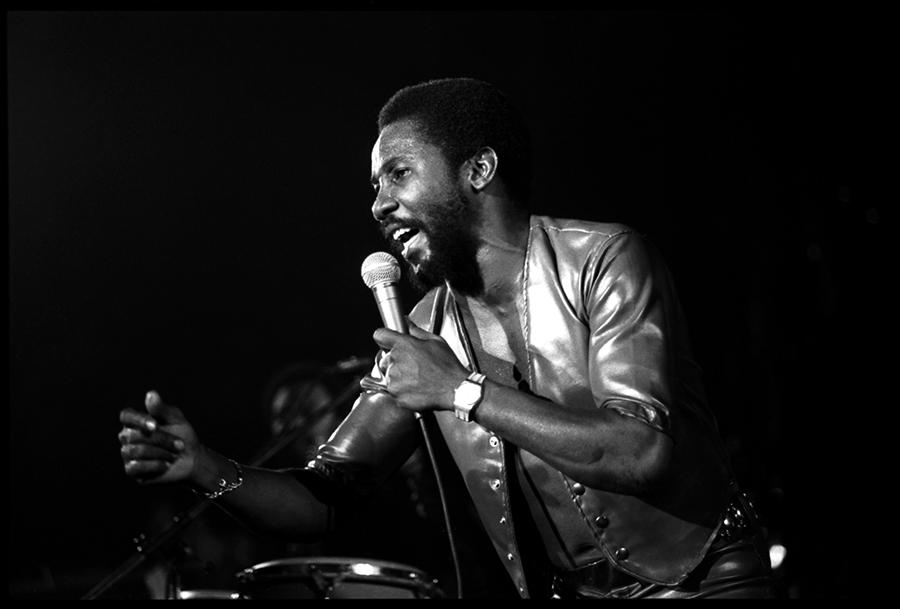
[9,9,878,599]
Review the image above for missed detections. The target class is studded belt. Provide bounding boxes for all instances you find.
[550,491,764,599]
[713,490,761,546]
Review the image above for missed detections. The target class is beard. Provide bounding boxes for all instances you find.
[385,191,484,297]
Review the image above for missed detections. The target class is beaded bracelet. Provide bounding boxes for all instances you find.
[197,459,244,500]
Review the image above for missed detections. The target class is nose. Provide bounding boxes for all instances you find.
[371,191,398,223]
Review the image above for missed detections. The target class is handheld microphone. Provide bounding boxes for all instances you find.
[360,254,422,420]
[362,257,459,594]
[361,252,408,333]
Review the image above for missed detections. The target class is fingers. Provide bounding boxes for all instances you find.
[372,327,404,350]
[120,442,180,463]
[144,390,186,424]
[120,408,157,433]
[375,350,390,376]
[117,391,172,433]
[123,458,172,480]
[406,320,434,340]
[118,426,184,452]
[119,430,183,482]
[360,375,388,393]
[145,390,161,409]
[120,391,192,483]
[373,324,439,350]
[119,419,185,483]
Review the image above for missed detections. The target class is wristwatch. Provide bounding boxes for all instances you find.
[453,371,486,422]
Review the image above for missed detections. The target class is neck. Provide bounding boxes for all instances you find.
[472,208,530,310]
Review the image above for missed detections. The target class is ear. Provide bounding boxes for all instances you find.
[464,147,499,192]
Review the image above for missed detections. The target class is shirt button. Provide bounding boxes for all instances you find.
[615,547,629,561]
[571,482,586,495]
[594,515,609,528]
[499,516,507,525]
[506,552,516,561]
[489,436,500,448]
[490,479,502,491]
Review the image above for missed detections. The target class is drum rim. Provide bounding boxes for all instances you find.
[241,556,431,572]
[176,589,242,600]
[235,556,442,597]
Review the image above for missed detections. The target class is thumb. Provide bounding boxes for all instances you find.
[144,390,186,424]
[406,318,438,341]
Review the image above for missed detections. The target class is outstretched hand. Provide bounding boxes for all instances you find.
[118,391,201,485]
[372,320,469,412]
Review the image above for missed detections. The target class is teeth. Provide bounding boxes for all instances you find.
[392,227,412,242]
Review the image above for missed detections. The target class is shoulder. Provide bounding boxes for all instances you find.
[531,215,633,240]
[529,215,651,261]
[529,216,670,304]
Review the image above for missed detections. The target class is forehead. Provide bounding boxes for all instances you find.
[370,119,443,171]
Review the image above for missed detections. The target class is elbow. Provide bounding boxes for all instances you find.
[578,425,674,495]
[632,433,673,494]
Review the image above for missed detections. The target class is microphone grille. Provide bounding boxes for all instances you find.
[361,252,401,288]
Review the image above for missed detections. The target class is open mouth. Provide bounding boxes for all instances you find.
[391,226,420,245]
[386,224,425,260]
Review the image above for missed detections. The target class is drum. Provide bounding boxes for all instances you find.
[176,589,242,600]
[235,557,444,599]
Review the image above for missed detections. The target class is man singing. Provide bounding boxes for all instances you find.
[119,77,776,598]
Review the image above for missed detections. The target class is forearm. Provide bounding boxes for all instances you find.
[472,379,672,495]
[189,448,331,542]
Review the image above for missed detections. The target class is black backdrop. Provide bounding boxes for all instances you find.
[9,10,877,599]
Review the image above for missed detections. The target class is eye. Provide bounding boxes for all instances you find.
[391,167,410,182]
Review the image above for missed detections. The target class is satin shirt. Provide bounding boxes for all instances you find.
[298,216,736,597]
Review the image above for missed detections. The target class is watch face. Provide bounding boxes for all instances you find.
[456,381,481,405]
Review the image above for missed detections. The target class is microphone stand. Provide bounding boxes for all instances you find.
[82,367,366,600]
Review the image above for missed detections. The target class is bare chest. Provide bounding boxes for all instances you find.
[460,295,529,377]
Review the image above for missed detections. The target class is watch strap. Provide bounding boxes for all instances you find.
[453,371,486,422]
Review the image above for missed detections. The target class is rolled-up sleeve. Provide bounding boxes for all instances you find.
[288,288,444,504]
[585,232,677,434]
[289,386,421,503]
